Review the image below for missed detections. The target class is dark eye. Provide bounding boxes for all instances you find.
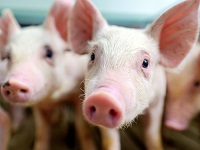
[142,59,148,68]
[91,52,95,61]
[44,45,53,59]
[194,81,200,87]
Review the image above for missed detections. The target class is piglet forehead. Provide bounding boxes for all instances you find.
[10,26,66,52]
[11,27,53,44]
[90,26,159,60]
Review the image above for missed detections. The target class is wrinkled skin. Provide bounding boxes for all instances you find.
[165,42,200,131]
[68,0,200,149]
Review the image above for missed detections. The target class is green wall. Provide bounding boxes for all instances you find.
[0,0,182,26]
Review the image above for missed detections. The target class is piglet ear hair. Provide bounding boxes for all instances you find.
[68,0,108,54]
[146,0,199,68]
[44,0,73,42]
[0,9,20,48]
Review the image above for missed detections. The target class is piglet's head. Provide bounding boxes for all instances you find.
[0,0,75,106]
[68,0,199,128]
[165,42,200,131]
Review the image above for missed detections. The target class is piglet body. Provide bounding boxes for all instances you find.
[68,0,200,149]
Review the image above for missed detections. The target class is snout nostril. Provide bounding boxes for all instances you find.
[109,109,117,118]
[6,91,10,96]
[20,89,27,93]
[89,106,96,113]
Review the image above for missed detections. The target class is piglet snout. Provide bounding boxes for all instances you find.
[1,79,30,103]
[83,92,124,128]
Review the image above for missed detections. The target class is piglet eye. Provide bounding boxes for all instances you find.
[142,59,148,68]
[91,52,95,61]
[44,45,53,59]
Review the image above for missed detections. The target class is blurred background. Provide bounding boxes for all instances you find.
[0,0,200,150]
[0,0,182,27]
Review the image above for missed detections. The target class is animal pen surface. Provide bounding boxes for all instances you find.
[6,105,200,150]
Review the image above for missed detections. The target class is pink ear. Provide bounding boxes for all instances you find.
[44,0,73,42]
[68,0,107,54]
[147,0,199,68]
[0,9,20,48]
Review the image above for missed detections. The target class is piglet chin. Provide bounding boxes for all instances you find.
[165,119,189,131]
[83,88,125,128]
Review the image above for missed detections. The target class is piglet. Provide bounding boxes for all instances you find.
[68,0,199,149]
[0,60,25,133]
[0,0,100,150]
[165,40,200,131]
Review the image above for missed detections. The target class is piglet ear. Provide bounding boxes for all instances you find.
[0,9,20,48]
[44,0,73,42]
[146,0,199,68]
[68,0,108,54]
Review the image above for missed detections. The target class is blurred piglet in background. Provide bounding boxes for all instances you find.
[165,39,200,131]
[0,59,26,132]
[0,0,102,149]
[68,0,199,149]
[0,55,25,150]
